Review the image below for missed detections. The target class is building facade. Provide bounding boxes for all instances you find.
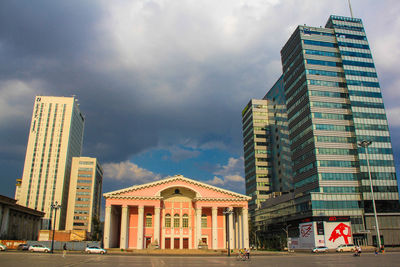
[0,195,44,240]
[242,99,271,212]
[65,157,103,236]
[103,175,250,250]
[244,15,400,248]
[17,96,85,230]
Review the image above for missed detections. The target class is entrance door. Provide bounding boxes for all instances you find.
[174,238,180,249]
[183,238,189,249]
[165,238,171,249]
[146,237,151,248]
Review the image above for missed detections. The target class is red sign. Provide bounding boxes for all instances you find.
[329,223,351,244]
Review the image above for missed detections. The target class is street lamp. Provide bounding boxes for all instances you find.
[358,140,382,250]
[223,208,234,256]
[50,201,61,254]
[282,224,291,251]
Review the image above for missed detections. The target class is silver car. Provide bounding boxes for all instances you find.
[312,246,328,253]
[0,244,6,251]
[29,244,50,253]
[85,246,106,254]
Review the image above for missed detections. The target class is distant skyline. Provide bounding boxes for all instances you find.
[1,0,400,200]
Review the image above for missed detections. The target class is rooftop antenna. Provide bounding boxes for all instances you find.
[348,0,354,18]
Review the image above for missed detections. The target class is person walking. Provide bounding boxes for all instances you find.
[62,243,67,258]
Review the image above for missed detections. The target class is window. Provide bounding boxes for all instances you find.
[174,214,180,228]
[165,214,171,228]
[182,214,189,228]
[146,213,152,227]
[201,214,207,228]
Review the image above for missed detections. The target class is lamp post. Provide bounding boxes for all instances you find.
[223,208,234,256]
[50,201,61,254]
[282,224,291,251]
[358,140,382,250]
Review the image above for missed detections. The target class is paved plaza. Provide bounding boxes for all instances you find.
[0,251,399,267]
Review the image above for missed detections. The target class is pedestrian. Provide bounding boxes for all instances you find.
[381,245,385,254]
[374,248,378,256]
[62,243,67,258]
[357,246,362,256]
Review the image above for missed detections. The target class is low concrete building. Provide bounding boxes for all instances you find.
[0,195,44,240]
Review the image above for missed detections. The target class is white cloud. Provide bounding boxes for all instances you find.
[206,176,224,186]
[207,157,245,186]
[103,160,161,183]
[0,80,45,127]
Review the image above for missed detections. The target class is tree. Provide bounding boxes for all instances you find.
[91,217,103,241]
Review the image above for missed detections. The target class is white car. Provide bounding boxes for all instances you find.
[85,246,106,254]
[312,246,328,253]
[0,244,6,251]
[29,244,50,253]
[336,244,356,252]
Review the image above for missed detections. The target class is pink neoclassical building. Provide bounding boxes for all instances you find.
[103,175,251,250]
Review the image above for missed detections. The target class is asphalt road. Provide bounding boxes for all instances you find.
[0,251,399,267]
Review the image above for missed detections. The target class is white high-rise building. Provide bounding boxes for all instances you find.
[17,96,85,230]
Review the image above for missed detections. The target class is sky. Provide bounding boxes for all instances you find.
[1,0,400,200]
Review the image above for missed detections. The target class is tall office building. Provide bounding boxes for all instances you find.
[244,15,400,247]
[65,157,103,236]
[242,76,293,215]
[242,98,271,212]
[17,96,85,230]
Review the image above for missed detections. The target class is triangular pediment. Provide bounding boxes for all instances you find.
[103,175,251,201]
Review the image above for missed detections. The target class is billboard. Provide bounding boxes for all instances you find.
[325,222,352,248]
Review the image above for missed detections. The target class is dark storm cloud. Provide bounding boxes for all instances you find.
[1,0,400,197]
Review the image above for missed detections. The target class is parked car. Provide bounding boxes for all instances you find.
[85,246,106,254]
[17,244,29,250]
[0,244,7,251]
[312,246,328,253]
[336,244,356,252]
[29,244,50,253]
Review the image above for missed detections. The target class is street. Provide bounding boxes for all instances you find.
[0,252,399,267]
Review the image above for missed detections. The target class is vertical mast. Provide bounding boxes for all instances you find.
[348,0,354,18]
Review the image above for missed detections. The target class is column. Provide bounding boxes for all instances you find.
[238,209,243,249]
[195,207,202,248]
[234,210,239,248]
[103,206,112,249]
[228,208,234,250]
[223,211,226,249]
[161,208,165,249]
[154,206,161,247]
[212,207,218,249]
[242,208,249,249]
[137,206,144,249]
[120,205,129,249]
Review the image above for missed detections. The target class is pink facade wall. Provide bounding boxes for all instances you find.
[105,176,249,249]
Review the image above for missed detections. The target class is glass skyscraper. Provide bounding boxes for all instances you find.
[243,15,400,248]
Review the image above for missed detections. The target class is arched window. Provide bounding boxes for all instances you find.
[201,214,207,228]
[182,214,189,228]
[174,214,180,228]
[145,213,152,227]
[165,214,171,228]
